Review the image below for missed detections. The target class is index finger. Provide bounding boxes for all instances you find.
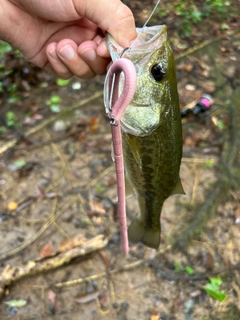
[73,0,137,47]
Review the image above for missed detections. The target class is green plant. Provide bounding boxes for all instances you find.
[203,160,215,168]
[5,111,21,128]
[174,263,182,272]
[56,78,70,87]
[175,3,202,36]
[174,263,195,275]
[174,0,233,36]
[0,41,12,59]
[204,277,227,301]
[185,266,195,275]
[46,95,62,113]
[96,183,106,193]
[204,0,231,17]
[12,160,26,168]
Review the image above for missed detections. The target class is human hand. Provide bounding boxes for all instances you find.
[0,0,136,79]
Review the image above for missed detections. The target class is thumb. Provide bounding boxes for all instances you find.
[73,0,137,47]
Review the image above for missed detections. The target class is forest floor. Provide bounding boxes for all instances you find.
[0,1,240,319]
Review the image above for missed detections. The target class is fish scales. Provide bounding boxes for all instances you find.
[105,25,184,249]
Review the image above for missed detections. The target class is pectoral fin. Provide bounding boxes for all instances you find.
[170,178,185,195]
[125,173,135,198]
[125,134,142,169]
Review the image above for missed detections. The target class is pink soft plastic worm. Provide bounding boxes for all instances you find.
[105,58,137,255]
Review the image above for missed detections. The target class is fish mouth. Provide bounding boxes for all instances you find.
[128,101,150,108]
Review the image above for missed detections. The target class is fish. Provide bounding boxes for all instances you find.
[105,25,184,249]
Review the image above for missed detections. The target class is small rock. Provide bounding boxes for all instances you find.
[53,120,68,132]
[120,301,129,311]
[185,84,196,91]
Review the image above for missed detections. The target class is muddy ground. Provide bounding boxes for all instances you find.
[0,1,240,319]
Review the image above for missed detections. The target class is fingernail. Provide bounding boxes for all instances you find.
[97,41,109,57]
[79,48,96,62]
[48,46,58,60]
[59,45,75,61]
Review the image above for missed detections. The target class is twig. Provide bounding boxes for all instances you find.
[0,235,107,300]
[84,164,115,191]
[55,259,144,288]
[0,196,77,261]
[190,163,200,205]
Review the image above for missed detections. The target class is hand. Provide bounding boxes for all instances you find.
[0,0,136,79]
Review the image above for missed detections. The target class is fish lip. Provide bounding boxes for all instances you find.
[128,101,150,107]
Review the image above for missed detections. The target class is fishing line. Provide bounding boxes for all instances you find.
[143,0,162,28]
[122,0,162,54]
[111,0,162,106]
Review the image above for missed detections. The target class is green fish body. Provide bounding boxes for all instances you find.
[106,26,184,249]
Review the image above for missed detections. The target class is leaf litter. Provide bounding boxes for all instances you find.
[0,0,240,319]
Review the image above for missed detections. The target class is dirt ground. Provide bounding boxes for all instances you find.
[0,1,240,319]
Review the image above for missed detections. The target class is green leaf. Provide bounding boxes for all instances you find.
[13,160,26,168]
[4,299,27,308]
[204,284,226,301]
[185,266,195,275]
[204,277,227,301]
[217,120,225,130]
[174,263,182,272]
[192,11,202,22]
[6,111,16,120]
[56,78,70,87]
[46,95,62,106]
[7,94,20,104]
[221,23,229,30]
[96,183,105,193]
[209,277,222,286]
[203,160,215,168]
[50,104,61,113]
[0,41,13,56]
[0,126,7,134]
[50,95,62,103]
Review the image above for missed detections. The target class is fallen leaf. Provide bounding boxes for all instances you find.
[4,299,27,308]
[75,291,100,304]
[35,185,45,199]
[38,241,53,258]
[89,200,106,215]
[190,289,201,298]
[89,116,99,133]
[48,290,57,305]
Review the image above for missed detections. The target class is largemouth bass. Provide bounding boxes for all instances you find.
[105,25,184,249]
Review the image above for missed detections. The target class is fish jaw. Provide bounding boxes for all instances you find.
[107,25,171,137]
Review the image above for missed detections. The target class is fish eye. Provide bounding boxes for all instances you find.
[150,63,166,81]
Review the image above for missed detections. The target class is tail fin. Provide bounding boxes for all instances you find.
[128,219,160,249]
